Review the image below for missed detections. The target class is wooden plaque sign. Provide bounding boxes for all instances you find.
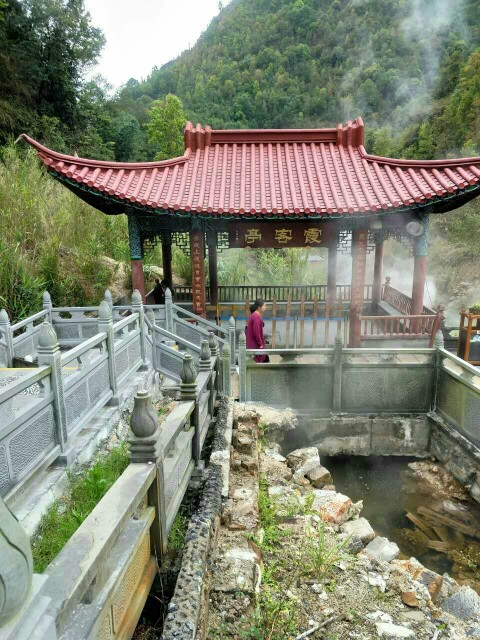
[189,230,206,316]
[228,221,334,249]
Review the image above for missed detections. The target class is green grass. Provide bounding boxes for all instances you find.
[31,444,130,572]
[167,512,188,551]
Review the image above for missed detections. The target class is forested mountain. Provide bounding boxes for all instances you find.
[1,0,480,318]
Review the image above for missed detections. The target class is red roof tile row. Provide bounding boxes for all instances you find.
[21,118,480,217]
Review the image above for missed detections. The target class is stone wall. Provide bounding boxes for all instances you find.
[288,414,431,458]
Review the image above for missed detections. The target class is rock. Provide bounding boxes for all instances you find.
[368,572,387,592]
[286,447,322,483]
[306,465,333,488]
[467,625,480,637]
[237,404,297,445]
[399,611,426,623]
[401,591,420,608]
[232,487,255,501]
[260,455,293,484]
[264,448,286,462]
[233,432,255,455]
[367,611,393,623]
[241,457,257,474]
[364,537,400,563]
[223,494,259,531]
[310,490,358,525]
[404,461,469,501]
[211,547,261,594]
[375,622,415,638]
[340,517,375,545]
[287,446,320,471]
[322,484,336,491]
[391,558,445,603]
[441,587,480,621]
[338,532,364,554]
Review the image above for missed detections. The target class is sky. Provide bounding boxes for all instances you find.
[84,0,230,89]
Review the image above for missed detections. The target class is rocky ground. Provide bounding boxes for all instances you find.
[203,404,480,640]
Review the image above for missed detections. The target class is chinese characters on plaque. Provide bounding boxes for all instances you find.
[229,222,334,248]
[189,231,206,316]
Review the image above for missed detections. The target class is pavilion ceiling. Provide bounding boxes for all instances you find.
[21,118,480,219]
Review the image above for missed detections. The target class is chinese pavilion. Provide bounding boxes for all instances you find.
[21,117,480,346]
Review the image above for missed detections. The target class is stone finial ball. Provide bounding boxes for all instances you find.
[98,300,112,320]
[37,322,58,349]
[131,289,142,305]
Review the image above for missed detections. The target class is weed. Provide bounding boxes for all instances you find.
[31,444,129,572]
[303,520,351,580]
[168,512,188,551]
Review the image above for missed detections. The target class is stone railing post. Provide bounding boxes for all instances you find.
[239,332,247,402]
[0,309,14,367]
[0,496,33,626]
[0,497,56,639]
[42,291,52,323]
[222,341,232,397]
[132,289,148,371]
[128,389,167,557]
[165,288,173,333]
[208,331,219,358]
[37,322,71,463]
[180,354,197,401]
[98,301,119,406]
[199,338,211,372]
[433,328,445,411]
[429,304,445,348]
[229,316,236,369]
[180,354,200,461]
[382,276,391,301]
[104,289,113,312]
[146,308,156,370]
[333,326,343,411]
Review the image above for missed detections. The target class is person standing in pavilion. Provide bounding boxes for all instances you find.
[246,298,269,363]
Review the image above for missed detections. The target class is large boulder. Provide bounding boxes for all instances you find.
[310,489,362,525]
[441,587,480,621]
[306,465,333,488]
[286,447,322,483]
[340,517,375,545]
[363,536,400,563]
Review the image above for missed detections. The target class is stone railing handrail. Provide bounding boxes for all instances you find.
[439,347,480,378]
[172,303,228,336]
[112,312,139,334]
[153,323,201,354]
[0,366,51,404]
[11,309,49,333]
[60,332,107,366]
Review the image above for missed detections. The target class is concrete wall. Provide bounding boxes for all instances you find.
[288,414,431,457]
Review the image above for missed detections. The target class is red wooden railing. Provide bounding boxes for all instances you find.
[382,280,435,316]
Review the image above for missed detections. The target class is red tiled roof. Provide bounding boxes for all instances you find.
[21,118,480,217]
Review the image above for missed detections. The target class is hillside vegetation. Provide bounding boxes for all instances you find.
[1,0,480,317]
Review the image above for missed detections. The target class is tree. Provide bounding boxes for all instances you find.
[144,94,186,160]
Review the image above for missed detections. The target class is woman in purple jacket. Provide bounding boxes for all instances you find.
[245,298,269,363]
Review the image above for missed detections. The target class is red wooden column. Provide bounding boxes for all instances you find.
[161,232,173,290]
[411,217,429,317]
[128,215,146,302]
[371,234,384,310]
[349,228,368,347]
[326,232,338,311]
[190,230,206,317]
[207,230,219,307]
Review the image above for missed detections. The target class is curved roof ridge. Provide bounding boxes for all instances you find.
[19,134,191,169]
[359,145,480,168]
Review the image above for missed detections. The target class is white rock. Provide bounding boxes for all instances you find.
[286,447,320,471]
[364,536,400,563]
[367,611,393,623]
[341,517,375,544]
[264,448,286,462]
[375,622,415,638]
[367,572,386,592]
